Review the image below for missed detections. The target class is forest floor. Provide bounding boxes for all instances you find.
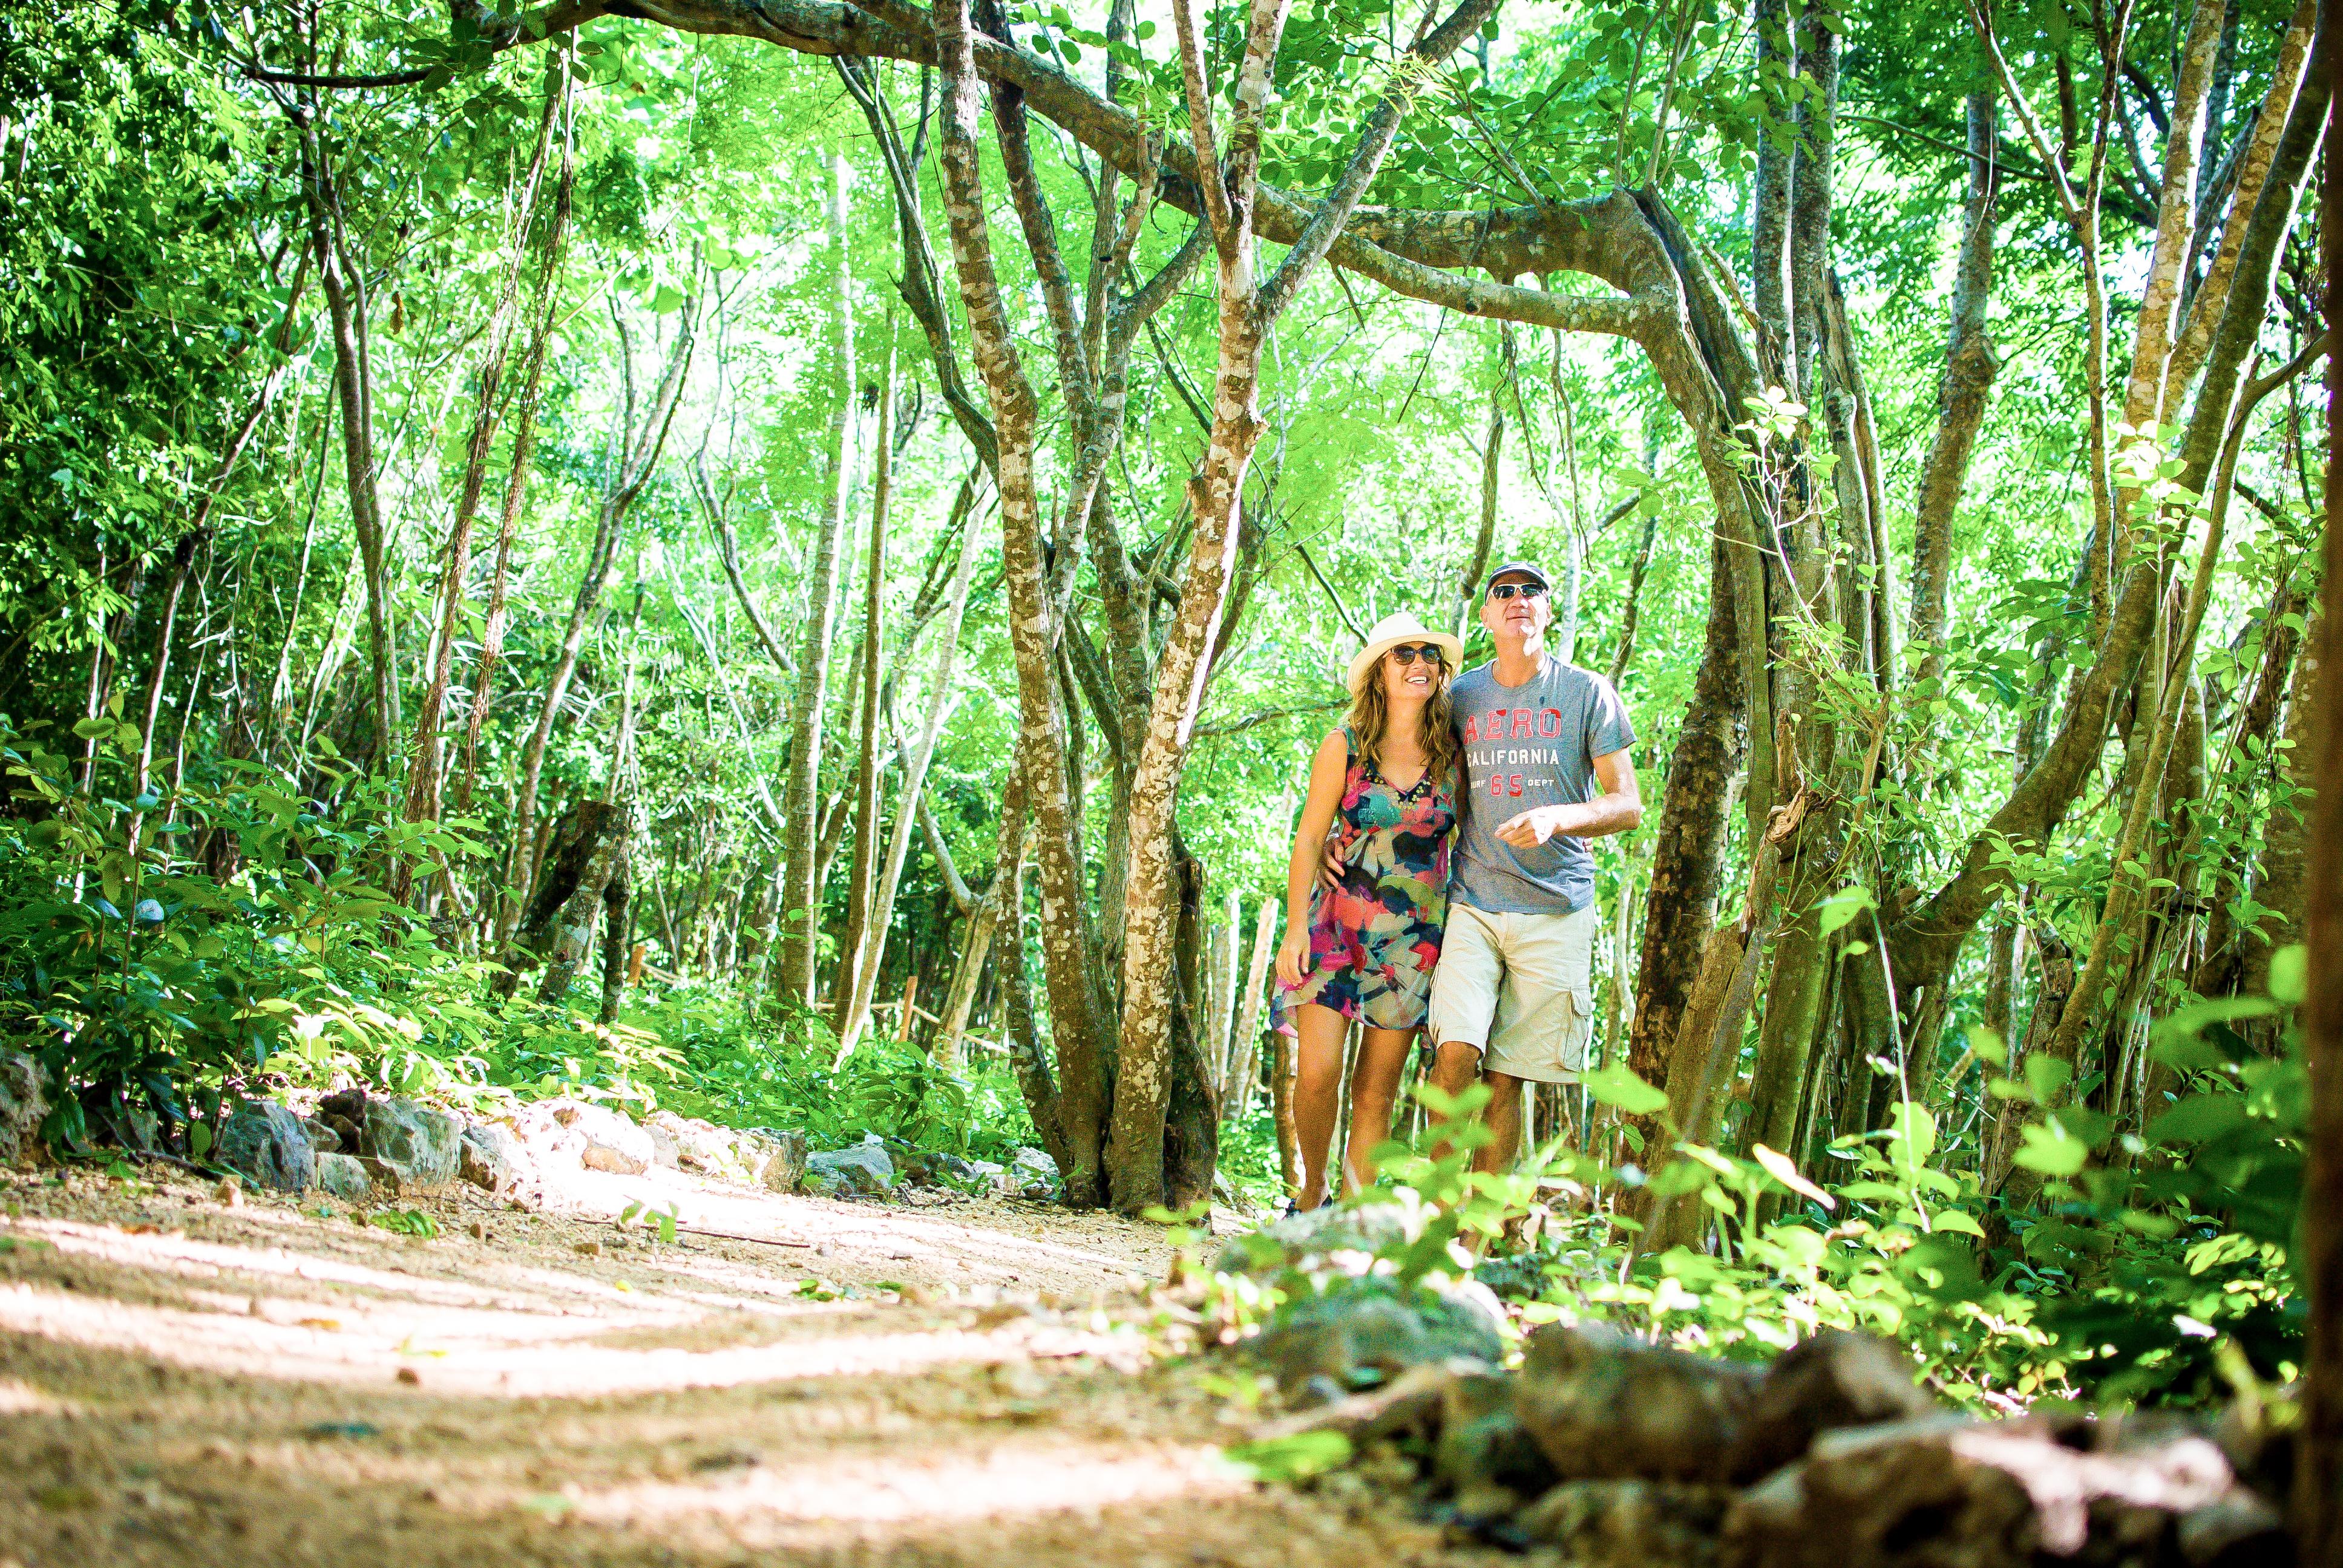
[0,1157,1513,1568]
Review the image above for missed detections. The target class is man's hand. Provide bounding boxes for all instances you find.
[1495,805,1576,850]
[1319,840,1346,888]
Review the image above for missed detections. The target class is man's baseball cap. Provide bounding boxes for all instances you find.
[1484,560,1551,593]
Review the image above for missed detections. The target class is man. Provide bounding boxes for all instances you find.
[1426,560,1640,1172]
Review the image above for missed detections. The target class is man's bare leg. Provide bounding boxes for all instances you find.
[1474,1068,1527,1174]
[1426,1040,1487,1160]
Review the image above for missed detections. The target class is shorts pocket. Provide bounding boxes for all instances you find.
[1559,985,1598,1072]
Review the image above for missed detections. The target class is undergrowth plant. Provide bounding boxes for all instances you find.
[1211,952,2309,1415]
[0,716,1045,1165]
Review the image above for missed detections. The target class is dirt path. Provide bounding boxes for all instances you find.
[0,1161,1506,1568]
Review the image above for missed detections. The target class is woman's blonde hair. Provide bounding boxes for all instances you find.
[1349,645,1460,791]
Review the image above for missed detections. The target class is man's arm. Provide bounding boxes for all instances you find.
[1495,747,1642,849]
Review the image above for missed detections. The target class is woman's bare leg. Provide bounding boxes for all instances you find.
[1290,1003,1349,1209]
[1343,1028,1417,1193]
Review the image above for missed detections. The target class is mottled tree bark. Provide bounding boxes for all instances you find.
[2114,0,2230,435]
[929,0,1110,1198]
[2164,0,2316,408]
[1625,531,1743,1148]
[1907,91,2001,694]
[1749,0,1792,364]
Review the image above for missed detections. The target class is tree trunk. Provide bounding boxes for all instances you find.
[1455,346,1506,639]
[778,149,860,1009]
[2114,0,2230,436]
[499,799,631,1006]
[597,853,634,1025]
[1106,0,1505,1215]
[1162,844,1221,1214]
[1208,889,1242,1094]
[837,441,986,1056]
[833,345,895,1033]
[1749,0,1792,361]
[986,762,1069,1177]
[2293,60,2342,1544]
[455,61,576,821]
[2238,595,2325,1001]
[1907,90,2001,696]
[298,121,396,763]
[943,743,1028,1065]
[1984,927,2076,1204]
[1625,531,1744,1148]
[505,294,696,941]
[1224,896,1277,1124]
[400,68,562,886]
[929,0,1112,1200]
[2194,572,2309,996]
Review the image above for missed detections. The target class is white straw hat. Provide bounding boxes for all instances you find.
[1344,612,1465,696]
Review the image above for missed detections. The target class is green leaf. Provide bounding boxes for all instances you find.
[1817,884,1876,939]
[1752,1143,1833,1208]
[2013,1121,2090,1177]
[187,1121,213,1157]
[1884,1102,1936,1171]
[2023,1054,2073,1105]
[1930,1209,1987,1238]
[1224,1430,1353,1483]
[2146,1093,2249,1146]
[1581,1063,1668,1117]
[2269,944,2306,1005]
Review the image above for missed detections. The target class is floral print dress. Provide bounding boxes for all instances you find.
[1276,727,1457,1034]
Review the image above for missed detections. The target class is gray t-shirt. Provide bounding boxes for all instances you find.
[1449,655,1637,915]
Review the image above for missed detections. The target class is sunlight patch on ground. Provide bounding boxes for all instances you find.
[534,1165,1169,1287]
[555,1439,1247,1545]
[13,1217,518,1307]
[0,1377,71,1414]
[0,1267,1141,1396]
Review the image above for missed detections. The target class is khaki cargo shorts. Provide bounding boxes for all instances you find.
[1425,901,1601,1083]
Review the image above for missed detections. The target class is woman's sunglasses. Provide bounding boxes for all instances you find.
[1486,582,1547,602]
[1387,643,1447,667]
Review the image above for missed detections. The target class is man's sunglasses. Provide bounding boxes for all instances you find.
[1387,643,1447,667]
[1487,582,1548,602]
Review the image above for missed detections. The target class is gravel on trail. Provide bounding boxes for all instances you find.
[0,1159,1517,1568]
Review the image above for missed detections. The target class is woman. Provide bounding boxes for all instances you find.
[1273,612,1463,1211]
